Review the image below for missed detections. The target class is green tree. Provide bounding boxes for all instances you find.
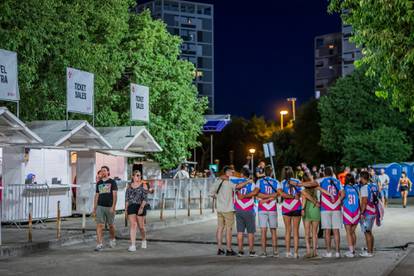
[342,126,412,167]
[318,68,410,155]
[0,1,206,168]
[328,0,414,118]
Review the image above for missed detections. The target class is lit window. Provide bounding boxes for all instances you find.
[328,45,335,49]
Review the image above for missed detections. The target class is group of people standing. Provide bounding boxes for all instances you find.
[211,163,386,259]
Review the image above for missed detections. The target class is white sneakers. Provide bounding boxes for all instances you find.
[345,251,355,258]
[141,240,147,249]
[335,252,341,258]
[359,251,374,258]
[323,252,332,258]
[109,239,116,248]
[128,245,137,252]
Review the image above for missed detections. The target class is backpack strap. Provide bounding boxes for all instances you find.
[215,179,225,195]
[264,178,278,193]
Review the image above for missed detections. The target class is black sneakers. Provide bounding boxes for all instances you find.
[217,248,225,255]
[226,249,237,256]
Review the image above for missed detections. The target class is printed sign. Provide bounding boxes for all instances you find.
[0,49,19,101]
[66,67,94,115]
[130,83,149,122]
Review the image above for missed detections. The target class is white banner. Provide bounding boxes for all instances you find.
[0,49,20,101]
[66,67,94,115]
[130,83,149,122]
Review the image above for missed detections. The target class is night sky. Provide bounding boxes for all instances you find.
[210,0,341,120]
[142,0,341,120]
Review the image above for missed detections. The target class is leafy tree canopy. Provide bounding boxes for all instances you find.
[328,0,414,118]
[0,1,207,168]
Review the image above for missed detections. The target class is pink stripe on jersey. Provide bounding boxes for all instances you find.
[321,193,341,211]
[258,200,276,212]
[282,199,301,214]
[343,207,360,225]
[234,197,255,211]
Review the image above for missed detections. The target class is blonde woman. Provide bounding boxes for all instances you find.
[125,170,153,251]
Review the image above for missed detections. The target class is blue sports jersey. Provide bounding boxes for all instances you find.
[231,177,256,211]
[320,177,342,212]
[343,185,360,213]
[257,177,278,212]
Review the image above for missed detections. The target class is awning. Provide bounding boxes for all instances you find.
[26,120,112,150]
[97,126,162,153]
[0,107,43,146]
[203,114,231,132]
[98,150,144,158]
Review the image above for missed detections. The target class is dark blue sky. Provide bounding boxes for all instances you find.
[210,0,341,120]
[141,0,341,120]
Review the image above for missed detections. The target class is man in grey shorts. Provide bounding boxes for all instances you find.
[233,168,259,257]
[93,166,118,251]
[256,166,279,257]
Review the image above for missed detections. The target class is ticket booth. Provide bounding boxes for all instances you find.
[26,120,112,217]
[97,126,162,210]
[0,107,43,242]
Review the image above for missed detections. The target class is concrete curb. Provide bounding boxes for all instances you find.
[380,244,414,276]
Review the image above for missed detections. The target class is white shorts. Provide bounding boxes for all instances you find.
[258,211,278,229]
[321,211,342,229]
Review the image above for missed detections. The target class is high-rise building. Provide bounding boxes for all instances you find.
[341,23,362,77]
[314,32,342,96]
[136,0,215,113]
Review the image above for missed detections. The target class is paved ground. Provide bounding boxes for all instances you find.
[0,204,413,276]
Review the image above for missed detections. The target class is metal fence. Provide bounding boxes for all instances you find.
[146,178,216,211]
[0,178,218,224]
[1,184,50,224]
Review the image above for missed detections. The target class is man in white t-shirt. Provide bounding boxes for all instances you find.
[173,165,190,179]
[378,169,390,207]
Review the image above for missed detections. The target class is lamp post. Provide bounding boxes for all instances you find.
[287,97,297,121]
[280,110,288,130]
[249,148,256,175]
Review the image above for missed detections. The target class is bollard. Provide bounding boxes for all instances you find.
[160,192,165,220]
[82,198,86,234]
[199,190,203,215]
[187,190,191,217]
[57,201,61,239]
[28,203,33,243]
[174,188,178,219]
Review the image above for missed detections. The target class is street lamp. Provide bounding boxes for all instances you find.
[280,110,288,130]
[249,148,256,175]
[287,97,297,121]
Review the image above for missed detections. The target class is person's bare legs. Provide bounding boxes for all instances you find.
[128,215,138,246]
[261,228,267,253]
[248,233,255,252]
[402,191,408,207]
[226,226,233,251]
[109,224,116,240]
[137,216,146,241]
[351,224,357,252]
[216,226,224,250]
[365,231,374,254]
[333,229,341,254]
[283,216,292,255]
[304,220,311,255]
[324,229,332,253]
[270,228,278,254]
[312,221,319,256]
[345,225,353,252]
[237,232,244,252]
[293,216,301,256]
[96,224,104,245]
